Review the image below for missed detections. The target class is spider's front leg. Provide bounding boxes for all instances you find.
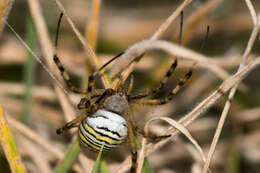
[56,113,87,134]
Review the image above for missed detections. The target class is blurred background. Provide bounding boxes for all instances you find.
[1,0,260,173]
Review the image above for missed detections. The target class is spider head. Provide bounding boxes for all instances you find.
[104,92,129,115]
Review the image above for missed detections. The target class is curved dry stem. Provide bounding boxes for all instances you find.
[137,117,208,173]
[113,39,234,86]
[116,57,260,172]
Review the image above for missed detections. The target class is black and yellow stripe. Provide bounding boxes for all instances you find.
[78,110,127,152]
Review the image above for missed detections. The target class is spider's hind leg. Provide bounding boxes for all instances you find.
[129,58,178,101]
[53,55,88,94]
[135,68,192,105]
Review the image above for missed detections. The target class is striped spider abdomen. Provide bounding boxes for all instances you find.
[78,109,128,152]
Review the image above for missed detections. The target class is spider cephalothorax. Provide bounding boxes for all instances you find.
[104,92,129,115]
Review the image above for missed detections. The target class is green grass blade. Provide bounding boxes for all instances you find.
[142,159,153,173]
[0,105,27,173]
[100,158,110,173]
[55,139,81,173]
[22,14,37,125]
[91,145,104,173]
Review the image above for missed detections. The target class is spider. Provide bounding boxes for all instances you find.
[54,13,192,173]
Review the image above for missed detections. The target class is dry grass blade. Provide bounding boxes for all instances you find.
[86,0,101,49]
[137,117,207,173]
[151,0,192,40]
[245,0,257,25]
[202,12,260,173]
[27,0,76,121]
[19,136,52,173]
[7,115,64,159]
[0,105,27,173]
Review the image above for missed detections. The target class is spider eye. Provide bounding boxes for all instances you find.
[119,91,124,96]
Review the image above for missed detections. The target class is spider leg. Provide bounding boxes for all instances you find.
[113,53,144,91]
[87,52,124,92]
[77,89,106,109]
[88,88,114,112]
[53,55,88,94]
[129,58,177,100]
[129,110,170,142]
[134,69,192,105]
[127,74,134,95]
[56,112,87,134]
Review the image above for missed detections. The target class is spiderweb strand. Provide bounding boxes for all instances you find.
[5,21,69,95]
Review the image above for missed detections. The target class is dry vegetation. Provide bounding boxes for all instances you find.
[1,0,260,173]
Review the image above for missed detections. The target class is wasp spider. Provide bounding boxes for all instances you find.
[54,13,192,173]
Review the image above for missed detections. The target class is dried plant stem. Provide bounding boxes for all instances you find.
[7,115,84,172]
[116,40,233,84]
[86,0,101,50]
[151,0,192,40]
[137,117,207,173]
[202,13,260,173]
[245,0,257,25]
[181,0,223,44]
[27,0,76,122]
[19,136,52,173]
[0,105,27,173]
[7,115,64,159]
[83,0,103,88]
